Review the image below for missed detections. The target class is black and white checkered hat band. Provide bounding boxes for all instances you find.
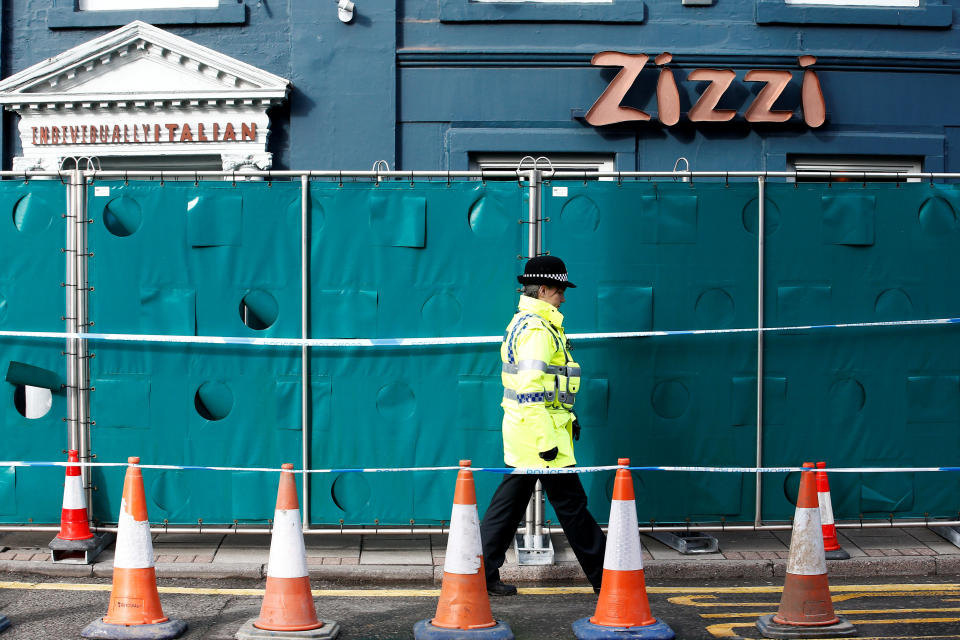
[529,273,568,282]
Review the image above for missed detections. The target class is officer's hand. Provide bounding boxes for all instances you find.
[539,447,559,462]
[572,419,581,442]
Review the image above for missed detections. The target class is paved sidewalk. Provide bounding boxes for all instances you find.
[1,527,958,583]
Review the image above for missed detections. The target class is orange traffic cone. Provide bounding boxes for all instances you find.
[816,462,850,560]
[49,450,113,564]
[756,462,856,638]
[57,450,93,541]
[236,463,340,640]
[81,456,186,639]
[572,458,673,640]
[414,460,513,640]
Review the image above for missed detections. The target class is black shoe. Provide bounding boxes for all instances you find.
[487,580,518,596]
[593,585,601,594]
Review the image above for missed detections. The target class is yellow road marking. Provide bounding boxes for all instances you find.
[0,581,440,597]
[834,591,960,603]
[0,581,112,592]
[650,583,960,595]
[162,586,263,596]
[707,620,960,640]
[670,589,960,608]
[309,589,442,597]
[701,607,960,619]
[517,586,593,595]
[0,580,956,599]
[845,617,960,625]
[669,595,779,607]
[705,622,754,638]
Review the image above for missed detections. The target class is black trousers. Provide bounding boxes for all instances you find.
[479,472,606,589]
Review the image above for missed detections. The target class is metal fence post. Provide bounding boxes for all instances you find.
[526,167,546,542]
[517,168,553,561]
[527,169,541,259]
[77,170,93,514]
[754,176,766,527]
[301,175,310,530]
[65,172,79,462]
[533,481,545,546]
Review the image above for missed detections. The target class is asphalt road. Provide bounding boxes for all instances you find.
[0,574,959,639]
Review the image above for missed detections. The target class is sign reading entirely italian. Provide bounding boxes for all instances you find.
[30,121,258,146]
[586,53,826,128]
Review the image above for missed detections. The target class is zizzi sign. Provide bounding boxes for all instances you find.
[30,121,258,146]
[585,53,826,128]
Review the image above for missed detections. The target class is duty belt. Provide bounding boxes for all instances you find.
[502,361,582,377]
[503,388,576,405]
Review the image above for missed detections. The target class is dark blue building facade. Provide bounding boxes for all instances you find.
[2,1,957,174]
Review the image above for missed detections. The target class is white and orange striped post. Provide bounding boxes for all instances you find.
[414,460,513,640]
[81,456,186,639]
[236,463,340,640]
[756,462,856,639]
[816,462,850,560]
[49,449,113,564]
[572,458,674,640]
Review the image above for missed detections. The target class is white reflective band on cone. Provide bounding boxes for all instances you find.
[114,499,155,569]
[266,509,308,578]
[443,503,483,575]
[602,499,643,571]
[818,491,834,526]
[786,507,827,575]
[62,475,85,510]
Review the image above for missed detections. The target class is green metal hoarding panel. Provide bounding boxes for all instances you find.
[3,178,959,526]
[760,182,960,521]
[88,181,303,524]
[305,181,524,525]
[0,180,69,523]
[545,180,960,523]
[85,180,524,525]
[543,181,758,524]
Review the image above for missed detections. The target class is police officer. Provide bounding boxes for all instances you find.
[480,256,606,596]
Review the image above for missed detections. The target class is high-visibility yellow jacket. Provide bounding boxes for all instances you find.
[500,295,581,468]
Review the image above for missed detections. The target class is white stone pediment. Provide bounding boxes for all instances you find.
[0,20,289,106]
[0,21,290,173]
[41,50,253,95]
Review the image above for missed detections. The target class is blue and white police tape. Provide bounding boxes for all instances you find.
[0,315,957,348]
[1,460,958,474]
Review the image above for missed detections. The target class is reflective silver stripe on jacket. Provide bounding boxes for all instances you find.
[501,359,548,375]
[504,388,576,404]
[502,362,581,377]
[503,389,547,404]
